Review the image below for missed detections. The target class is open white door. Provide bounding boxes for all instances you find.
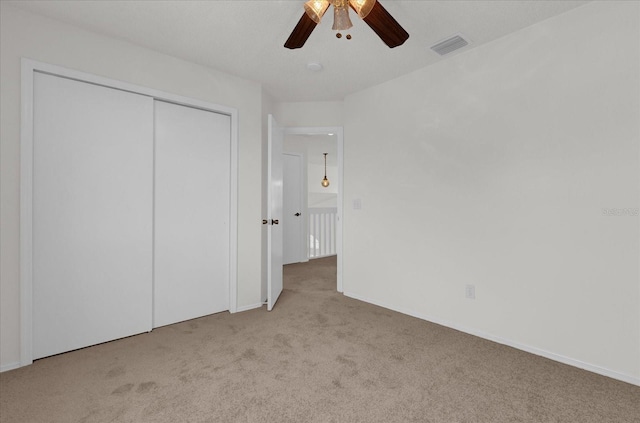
[267,115,284,311]
[283,153,304,265]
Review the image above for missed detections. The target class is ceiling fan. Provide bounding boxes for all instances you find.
[284,0,409,49]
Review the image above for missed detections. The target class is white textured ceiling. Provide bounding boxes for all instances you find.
[7,0,589,102]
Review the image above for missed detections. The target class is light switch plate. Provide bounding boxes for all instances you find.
[465,284,476,299]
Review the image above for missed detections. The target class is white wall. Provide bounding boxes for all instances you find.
[283,134,339,207]
[274,101,344,127]
[343,1,639,384]
[0,5,264,369]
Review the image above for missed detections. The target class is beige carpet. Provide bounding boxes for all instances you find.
[1,256,638,422]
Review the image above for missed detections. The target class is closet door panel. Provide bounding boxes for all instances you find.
[154,101,231,328]
[33,73,154,359]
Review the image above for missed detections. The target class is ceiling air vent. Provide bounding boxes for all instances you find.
[430,34,469,56]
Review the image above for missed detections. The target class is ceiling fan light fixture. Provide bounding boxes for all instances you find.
[349,0,377,19]
[332,0,353,31]
[304,0,330,24]
[285,0,409,50]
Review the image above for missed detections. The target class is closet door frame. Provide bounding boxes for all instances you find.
[20,59,239,367]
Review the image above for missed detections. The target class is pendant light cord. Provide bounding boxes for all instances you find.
[324,153,328,178]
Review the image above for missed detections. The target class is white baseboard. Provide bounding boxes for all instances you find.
[343,291,640,387]
[0,362,21,373]
[235,303,263,313]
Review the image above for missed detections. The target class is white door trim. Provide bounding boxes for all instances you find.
[283,126,344,293]
[20,58,239,367]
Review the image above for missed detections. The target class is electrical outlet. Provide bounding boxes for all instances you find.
[465,284,476,299]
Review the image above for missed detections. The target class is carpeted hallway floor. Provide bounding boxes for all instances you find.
[1,256,639,422]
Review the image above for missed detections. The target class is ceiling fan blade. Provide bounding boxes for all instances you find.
[360,1,409,48]
[284,12,318,49]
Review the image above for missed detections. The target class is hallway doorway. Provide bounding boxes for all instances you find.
[282,127,343,292]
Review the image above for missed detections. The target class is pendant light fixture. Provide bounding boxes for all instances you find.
[321,153,330,188]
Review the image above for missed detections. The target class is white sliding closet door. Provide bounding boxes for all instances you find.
[154,101,231,328]
[32,73,154,359]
